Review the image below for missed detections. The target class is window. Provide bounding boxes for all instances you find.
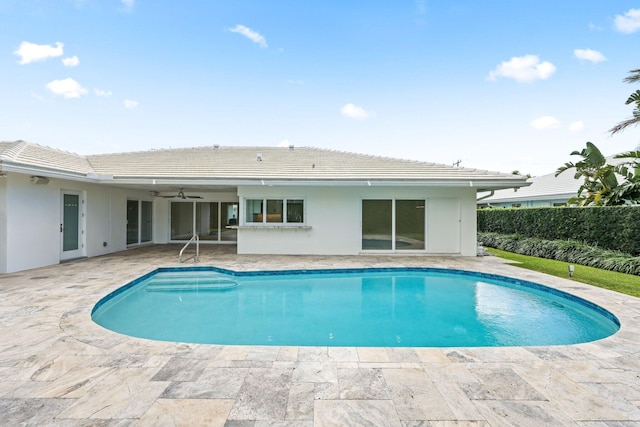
[246,199,263,223]
[245,198,304,224]
[287,199,304,223]
[266,200,283,223]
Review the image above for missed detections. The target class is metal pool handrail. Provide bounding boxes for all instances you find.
[179,234,199,263]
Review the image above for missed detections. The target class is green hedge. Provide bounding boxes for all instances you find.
[478,232,640,275]
[477,206,640,256]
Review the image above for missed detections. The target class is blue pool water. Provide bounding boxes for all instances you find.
[91,267,620,347]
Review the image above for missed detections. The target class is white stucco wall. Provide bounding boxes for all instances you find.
[1,173,154,274]
[1,175,480,274]
[236,185,478,256]
[5,173,62,272]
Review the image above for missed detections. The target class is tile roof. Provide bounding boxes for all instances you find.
[0,140,94,175]
[482,172,578,203]
[87,145,522,181]
[1,141,527,189]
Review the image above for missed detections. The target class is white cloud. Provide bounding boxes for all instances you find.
[121,0,134,10]
[340,103,373,120]
[228,24,268,48]
[568,120,585,132]
[46,78,88,98]
[278,139,291,147]
[94,88,112,97]
[124,99,139,109]
[530,115,560,130]
[62,55,80,67]
[614,8,640,34]
[573,49,606,63]
[14,41,64,64]
[487,54,556,83]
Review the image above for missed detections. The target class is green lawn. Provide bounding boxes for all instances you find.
[487,247,640,298]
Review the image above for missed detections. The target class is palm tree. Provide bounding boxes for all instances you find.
[609,69,640,135]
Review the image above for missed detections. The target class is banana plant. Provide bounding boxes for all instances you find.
[555,142,619,206]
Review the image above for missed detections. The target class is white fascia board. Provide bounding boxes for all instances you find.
[484,192,575,203]
[0,161,104,183]
[239,179,530,189]
[105,177,530,189]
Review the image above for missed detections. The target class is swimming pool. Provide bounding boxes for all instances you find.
[91,267,620,347]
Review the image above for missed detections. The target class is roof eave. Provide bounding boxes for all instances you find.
[103,176,530,189]
[0,161,102,182]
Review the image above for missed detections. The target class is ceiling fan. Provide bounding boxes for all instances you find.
[155,188,202,199]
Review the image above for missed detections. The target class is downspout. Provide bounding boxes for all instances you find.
[476,190,495,202]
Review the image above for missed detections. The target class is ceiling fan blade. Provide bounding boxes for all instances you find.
[152,188,201,199]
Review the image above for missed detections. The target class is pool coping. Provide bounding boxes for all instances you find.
[2,245,640,425]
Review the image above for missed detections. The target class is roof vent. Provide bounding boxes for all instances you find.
[289,144,294,150]
[213,144,219,149]
[257,153,263,162]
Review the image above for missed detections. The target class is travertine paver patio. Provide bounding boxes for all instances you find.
[1,245,640,426]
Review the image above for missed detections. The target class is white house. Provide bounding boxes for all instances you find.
[478,154,627,208]
[0,141,529,274]
[477,172,578,208]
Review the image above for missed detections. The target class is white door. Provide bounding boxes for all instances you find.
[61,191,84,260]
[427,198,461,254]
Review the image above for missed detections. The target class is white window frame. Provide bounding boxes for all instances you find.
[243,198,305,226]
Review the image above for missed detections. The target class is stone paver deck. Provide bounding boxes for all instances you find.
[1,245,640,426]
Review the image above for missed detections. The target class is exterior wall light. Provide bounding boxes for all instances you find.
[30,175,49,185]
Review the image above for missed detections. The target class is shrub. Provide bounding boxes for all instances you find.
[478,232,640,276]
[477,206,640,256]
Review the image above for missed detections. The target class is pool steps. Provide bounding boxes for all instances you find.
[145,277,238,292]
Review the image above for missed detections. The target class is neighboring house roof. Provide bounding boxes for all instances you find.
[481,154,630,204]
[481,171,579,204]
[0,140,528,191]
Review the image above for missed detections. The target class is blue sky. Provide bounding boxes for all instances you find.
[2,1,639,176]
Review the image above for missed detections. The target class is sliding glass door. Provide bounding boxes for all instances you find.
[362,199,425,251]
[362,200,393,250]
[127,200,153,246]
[171,201,238,242]
[395,200,425,250]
